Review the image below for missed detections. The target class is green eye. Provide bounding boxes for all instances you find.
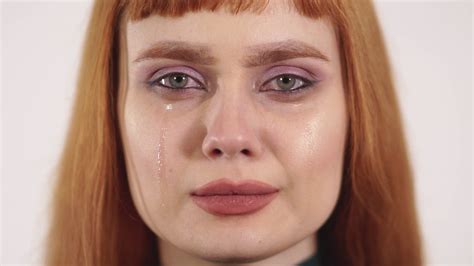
[276,76,296,91]
[263,74,316,94]
[151,72,204,90]
[167,73,188,88]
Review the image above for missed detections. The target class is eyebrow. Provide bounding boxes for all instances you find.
[132,39,330,66]
[242,40,330,67]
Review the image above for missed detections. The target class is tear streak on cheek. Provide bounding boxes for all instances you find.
[155,103,174,208]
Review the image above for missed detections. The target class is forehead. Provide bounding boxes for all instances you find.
[125,0,338,64]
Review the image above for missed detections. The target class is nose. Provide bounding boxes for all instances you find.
[201,92,263,160]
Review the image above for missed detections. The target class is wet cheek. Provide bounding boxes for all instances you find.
[123,102,179,220]
[125,107,161,182]
[122,109,158,217]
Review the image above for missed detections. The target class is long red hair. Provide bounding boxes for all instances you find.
[45,0,423,265]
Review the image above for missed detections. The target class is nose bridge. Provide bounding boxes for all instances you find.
[202,85,262,160]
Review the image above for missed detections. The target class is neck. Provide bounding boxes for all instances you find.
[158,234,317,266]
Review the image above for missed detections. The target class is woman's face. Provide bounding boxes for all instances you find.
[119,1,347,263]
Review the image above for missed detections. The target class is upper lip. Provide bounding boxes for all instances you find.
[191,178,279,196]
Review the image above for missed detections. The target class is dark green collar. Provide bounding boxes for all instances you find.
[297,250,322,266]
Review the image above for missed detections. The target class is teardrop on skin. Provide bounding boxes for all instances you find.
[158,126,169,208]
[154,141,162,184]
[154,104,171,182]
[155,131,166,182]
[154,104,173,208]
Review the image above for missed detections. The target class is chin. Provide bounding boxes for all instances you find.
[191,245,278,264]
[177,230,289,264]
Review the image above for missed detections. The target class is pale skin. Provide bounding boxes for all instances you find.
[118,1,347,265]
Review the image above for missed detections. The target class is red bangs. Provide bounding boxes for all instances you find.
[123,0,338,21]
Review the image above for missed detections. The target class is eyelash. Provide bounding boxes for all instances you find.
[261,74,316,94]
[148,72,205,91]
[147,72,317,96]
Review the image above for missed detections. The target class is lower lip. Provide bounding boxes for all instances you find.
[191,192,278,216]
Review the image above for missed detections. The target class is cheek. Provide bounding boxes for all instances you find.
[272,101,347,225]
[298,113,346,175]
[121,96,179,233]
[124,102,163,184]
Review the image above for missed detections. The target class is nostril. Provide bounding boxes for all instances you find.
[209,148,251,157]
[211,149,223,156]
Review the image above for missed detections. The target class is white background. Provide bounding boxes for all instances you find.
[1,0,472,265]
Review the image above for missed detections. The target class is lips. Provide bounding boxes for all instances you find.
[190,178,279,216]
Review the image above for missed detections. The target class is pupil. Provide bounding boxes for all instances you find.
[277,76,295,90]
[171,74,187,87]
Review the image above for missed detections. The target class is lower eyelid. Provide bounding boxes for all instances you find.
[279,83,313,93]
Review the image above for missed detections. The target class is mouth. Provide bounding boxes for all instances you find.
[190,178,279,216]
